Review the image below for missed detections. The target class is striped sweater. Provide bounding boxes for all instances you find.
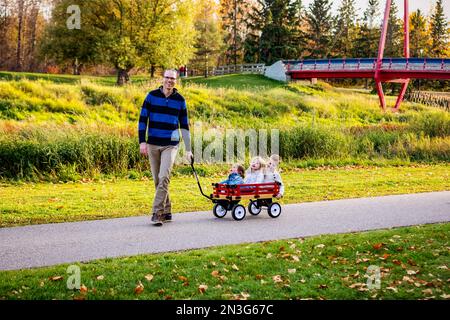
[138,87,190,149]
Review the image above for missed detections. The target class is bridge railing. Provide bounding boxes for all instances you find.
[285,58,449,72]
[213,64,266,76]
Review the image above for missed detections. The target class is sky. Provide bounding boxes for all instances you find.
[302,0,450,20]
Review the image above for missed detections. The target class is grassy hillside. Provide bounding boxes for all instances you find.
[0,72,449,180]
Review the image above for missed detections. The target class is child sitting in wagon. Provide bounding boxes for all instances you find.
[243,156,266,184]
[220,163,245,185]
[263,154,284,199]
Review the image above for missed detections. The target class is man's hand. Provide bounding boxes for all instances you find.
[185,151,193,163]
[139,143,148,156]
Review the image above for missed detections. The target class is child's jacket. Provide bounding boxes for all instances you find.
[263,171,285,195]
[244,171,265,184]
[220,173,244,185]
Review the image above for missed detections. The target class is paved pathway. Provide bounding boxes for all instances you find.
[0,191,449,270]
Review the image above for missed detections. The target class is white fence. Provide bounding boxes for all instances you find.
[213,64,266,76]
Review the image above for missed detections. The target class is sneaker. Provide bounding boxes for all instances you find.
[151,213,164,226]
[164,213,172,222]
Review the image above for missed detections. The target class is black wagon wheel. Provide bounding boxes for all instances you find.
[231,204,246,221]
[213,203,227,218]
[267,202,282,218]
[248,201,262,215]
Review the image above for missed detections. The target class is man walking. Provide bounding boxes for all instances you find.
[138,69,193,226]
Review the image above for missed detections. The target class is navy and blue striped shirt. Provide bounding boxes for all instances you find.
[138,87,190,146]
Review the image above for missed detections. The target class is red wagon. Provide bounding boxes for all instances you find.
[210,182,282,220]
[190,158,282,221]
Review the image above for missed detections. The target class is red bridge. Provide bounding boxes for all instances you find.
[284,0,450,111]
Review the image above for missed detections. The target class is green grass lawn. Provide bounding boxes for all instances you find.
[1,164,448,227]
[0,222,448,300]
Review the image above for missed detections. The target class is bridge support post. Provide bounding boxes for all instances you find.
[375,81,386,111]
[392,80,409,112]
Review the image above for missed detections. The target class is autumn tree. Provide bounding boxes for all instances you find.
[220,0,253,66]
[41,0,197,84]
[409,9,430,57]
[40,0,99,75]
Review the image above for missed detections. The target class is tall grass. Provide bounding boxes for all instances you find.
[0,74,449,180]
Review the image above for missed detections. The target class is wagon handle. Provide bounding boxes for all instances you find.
[190,156,212,200]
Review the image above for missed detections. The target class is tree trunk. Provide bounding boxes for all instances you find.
[150,64,155,78]
[72,58,82,75]
[116,68,131,85]
[27,3,39,71]
[15,0,24,71]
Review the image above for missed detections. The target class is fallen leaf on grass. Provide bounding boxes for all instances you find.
[144,274,154,282]
[49,276,63,281]
[407,270,418,275]
[372,243,384,250]
[272,275,283,283]
[392,259,402,266]
[407,259,417,266]
[178,276,188,282]
[386,287,398,293]
[96,275,104,281]
[440,294,450,299]
[380,253,390,260]
[232,264,239,271]
[80,285,88,293]
[315,244,325,249]
[292,255,300,262]
[288,269,296,274]
[198,284,208,294]
[233,292,250,300]
[211,270,220,277]
[422,289,433,295]
[134,282,144,295]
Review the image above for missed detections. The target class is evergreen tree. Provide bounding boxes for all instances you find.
[219,0,252,65]
[384,0,402,57]
[243,0,305,64]
[353,0,380,58]
[333,0,358,58]
[190,0,224,77]
[259,0,299,64]
[305,0,333,58]
[287,0,306,59]
[430,0,449,57]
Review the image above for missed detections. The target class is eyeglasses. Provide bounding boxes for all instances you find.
[164,76,176,81]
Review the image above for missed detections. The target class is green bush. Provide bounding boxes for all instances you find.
[280,125,350,159]
[409,111,450,138]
